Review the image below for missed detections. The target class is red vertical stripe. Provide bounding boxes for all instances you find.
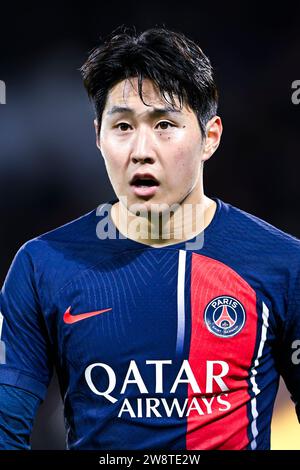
[187,253,258,449]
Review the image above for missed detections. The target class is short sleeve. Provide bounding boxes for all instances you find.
[0,243,53,400]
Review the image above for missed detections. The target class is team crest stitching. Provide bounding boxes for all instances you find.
[204,295,246,338]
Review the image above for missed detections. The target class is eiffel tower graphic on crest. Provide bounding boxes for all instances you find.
[214,305,235,328]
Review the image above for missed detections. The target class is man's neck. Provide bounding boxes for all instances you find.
[110,194,217,247]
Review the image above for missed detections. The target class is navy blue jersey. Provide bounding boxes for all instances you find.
[0,196,300,450]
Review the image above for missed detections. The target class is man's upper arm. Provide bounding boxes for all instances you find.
[0,384,41,449]
[0,242,53,401]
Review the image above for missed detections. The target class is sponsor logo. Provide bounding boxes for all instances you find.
[204,295,246,338]
[85,359,231,418]
[63,306,112,324]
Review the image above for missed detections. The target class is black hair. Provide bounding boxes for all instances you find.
[79,25,218,139]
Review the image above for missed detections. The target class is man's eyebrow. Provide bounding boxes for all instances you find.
[106,105,182,116]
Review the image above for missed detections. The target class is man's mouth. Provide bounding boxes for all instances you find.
[129,173,160,197]
[131,178,159,188]
[130,173,160,187]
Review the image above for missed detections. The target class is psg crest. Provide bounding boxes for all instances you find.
[204,295,246,338]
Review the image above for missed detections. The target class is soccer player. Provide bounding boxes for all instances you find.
[0,25,299,451]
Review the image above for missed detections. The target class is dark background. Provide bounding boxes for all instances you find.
[1,2,300,449]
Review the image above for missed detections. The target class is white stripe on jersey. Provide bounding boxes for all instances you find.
[176,250,186,356]
[249,301,270,450]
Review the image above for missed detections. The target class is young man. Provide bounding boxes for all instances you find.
[0,26,299,451]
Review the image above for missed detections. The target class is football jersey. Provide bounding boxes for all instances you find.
[0,196,300,450]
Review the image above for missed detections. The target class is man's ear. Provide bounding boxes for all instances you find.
[202,116,223,162]
[94,118,101,151]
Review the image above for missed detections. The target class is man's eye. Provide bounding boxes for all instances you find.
[115,121,174,131]
[116,123,131,131]
[157,121,174,130]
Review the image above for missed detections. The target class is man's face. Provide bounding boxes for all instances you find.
[95,77,211,213]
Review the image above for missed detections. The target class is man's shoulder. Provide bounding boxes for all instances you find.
[219,198,300,258]
[22,206,98,254]
[9,202,115,297]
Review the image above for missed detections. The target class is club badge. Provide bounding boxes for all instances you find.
[204,295,246,338]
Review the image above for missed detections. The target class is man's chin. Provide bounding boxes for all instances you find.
[117,191,182,215]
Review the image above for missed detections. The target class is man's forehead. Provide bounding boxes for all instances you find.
[110,77,161,99]
[105,78,183,112]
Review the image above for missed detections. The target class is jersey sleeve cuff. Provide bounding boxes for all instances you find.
[0,367,48,401]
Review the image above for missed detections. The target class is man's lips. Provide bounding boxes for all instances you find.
[130,185,159,197]
[129,172,160,186]
[129,172,160,197]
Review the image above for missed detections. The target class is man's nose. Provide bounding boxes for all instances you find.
[130,127,156,164]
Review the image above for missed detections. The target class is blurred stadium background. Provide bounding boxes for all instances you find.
[0,2,300,449]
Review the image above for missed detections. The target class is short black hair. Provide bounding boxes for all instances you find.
[79,25,218,138]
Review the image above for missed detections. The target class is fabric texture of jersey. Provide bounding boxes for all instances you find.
[1,196,300,450]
